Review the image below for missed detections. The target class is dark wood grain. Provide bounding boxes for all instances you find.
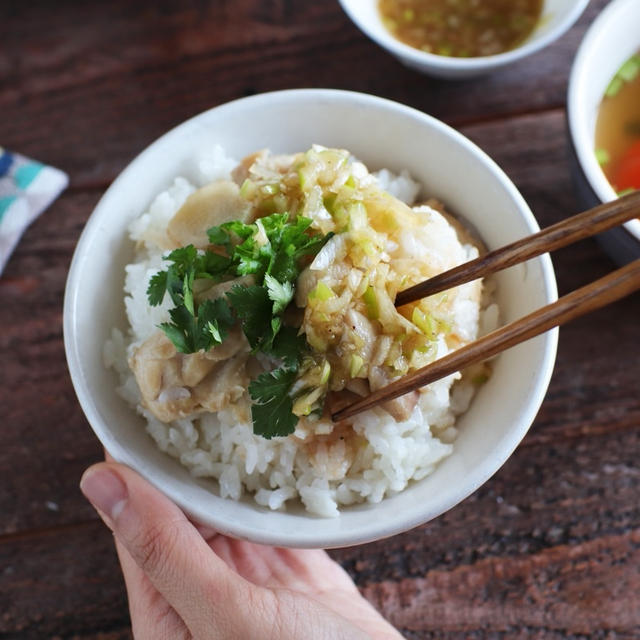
[1,0,638,637]
[0,193,101,535]
[0,523,131,639]
[0,1,609,190]
[331,427,640,582]
[366,529,640,637]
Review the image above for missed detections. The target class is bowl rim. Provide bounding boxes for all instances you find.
[64,88,558,547]
[338,0,590,72]
[567,0,640,242]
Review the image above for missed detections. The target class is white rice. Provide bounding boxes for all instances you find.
[105,145,498,517]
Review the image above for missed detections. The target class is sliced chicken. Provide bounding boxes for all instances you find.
[167,180,250,249]
[129,326,250,422]
[191,355,248,413]
[301,418,358,481]
[232,149,298,186]
[231,150,268,185]
[368,366,419,422]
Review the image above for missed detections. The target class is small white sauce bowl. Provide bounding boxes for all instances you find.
[568,0,640,263]
[338,0,589,79]
[64,89,557,548]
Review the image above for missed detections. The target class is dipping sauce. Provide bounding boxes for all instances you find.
[378,0,543,58]
[595,52,640,195]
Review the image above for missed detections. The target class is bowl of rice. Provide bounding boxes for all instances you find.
[64,89,557,548]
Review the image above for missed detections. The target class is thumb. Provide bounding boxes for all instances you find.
[80,461,256,638]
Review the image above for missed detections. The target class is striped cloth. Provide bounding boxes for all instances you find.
[0,148,68,274]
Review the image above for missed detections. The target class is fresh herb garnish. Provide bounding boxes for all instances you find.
[147,245,234,351]
[146,212,332,438]
[158,298,234,354]
[265,273,294,315]
[248,368,299,440]
[210,213,331,282]
[226,283,276,352]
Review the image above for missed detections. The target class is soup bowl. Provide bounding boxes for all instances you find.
[64,89,557,548]
[338,0,589,79]
[568,0,640,264]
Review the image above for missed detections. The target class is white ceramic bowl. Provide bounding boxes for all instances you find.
[64,89,557,548]
[568,0,640,264]
[339,0,589,79]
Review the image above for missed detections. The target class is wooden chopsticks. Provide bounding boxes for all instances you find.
[331,193,640,422]
[395,190,640,307]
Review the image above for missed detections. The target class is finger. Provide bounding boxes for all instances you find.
[115,538,190,640]
[80,462,259,638]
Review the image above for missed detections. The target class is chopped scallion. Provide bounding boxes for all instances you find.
[617,54,640,83]
[310,281,335,302]
[350,354,364,378]
[605,76,624,98]
[362,286,379,320]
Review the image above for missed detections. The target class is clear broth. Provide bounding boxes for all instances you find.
[594,53,640,194]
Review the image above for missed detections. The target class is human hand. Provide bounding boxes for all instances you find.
[80,460,403,639]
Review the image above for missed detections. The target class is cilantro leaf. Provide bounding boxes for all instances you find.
[160,305,198,352]
[208,220,255,256]
[267,216,332,283]
[293,231,333,261]
[196,298,234,351]
[259,213,289,245]
[197,251,233,278]
[148,246,231,307]
[234,235,269,278]
[147,270,168,306]
[265,274,294,314]
[224,220,256,239]
[249,367,299,438]
[166,245,198,270]
[183,269,195,315]
[206,226,233,255]
[226,284,273,350]
[206,213,331,285]
[158,320,190,353]
[158,299,234,354]
[270,326,307,368]
[166,267,186,307]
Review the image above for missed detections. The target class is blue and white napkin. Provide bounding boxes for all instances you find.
[0,148,69,274]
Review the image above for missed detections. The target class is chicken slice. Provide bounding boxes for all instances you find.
[167,180,250,249]
[232,149,299,185]
[129,327,250,422]
[368,366,419,422]
[231,150,268,185]
[191,355,248,413]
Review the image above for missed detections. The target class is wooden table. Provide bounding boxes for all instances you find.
[2,1,639,637]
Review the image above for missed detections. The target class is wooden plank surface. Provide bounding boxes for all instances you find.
[0,1,604,189]
[2,0,639,638]
[2,428,638,638]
